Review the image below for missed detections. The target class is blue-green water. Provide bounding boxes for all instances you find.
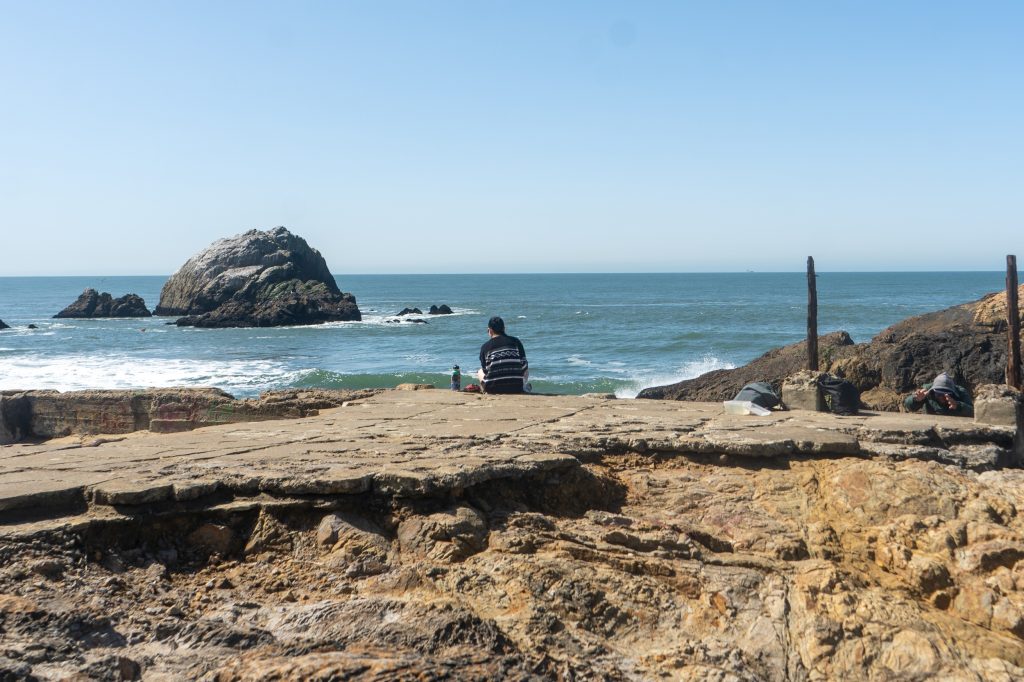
[0,273,1006,398]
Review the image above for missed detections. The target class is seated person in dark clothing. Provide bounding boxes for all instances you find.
[903,372,974,417]
[477,316,529,394]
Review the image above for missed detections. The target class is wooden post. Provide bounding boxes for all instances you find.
[807,256,818,371]
[1008,254,1021,390]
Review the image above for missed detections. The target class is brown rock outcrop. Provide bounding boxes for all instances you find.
[638,331,855,401]
[641,286,1024,410]
[1,392,1024,679]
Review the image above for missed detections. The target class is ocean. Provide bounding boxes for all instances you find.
[0,272,1007,398]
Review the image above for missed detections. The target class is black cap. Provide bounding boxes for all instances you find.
[488,316,505,334]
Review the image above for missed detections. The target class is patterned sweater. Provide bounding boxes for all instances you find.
[479,334,528,394]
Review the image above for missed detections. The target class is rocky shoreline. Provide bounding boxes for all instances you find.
[640,284,1024,411]
[2,389,1024,680]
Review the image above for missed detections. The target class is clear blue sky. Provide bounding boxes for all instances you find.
[1,1,1021,275]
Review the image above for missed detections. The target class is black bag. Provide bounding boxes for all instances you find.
[819,375,860,415]
[733,382,781,410]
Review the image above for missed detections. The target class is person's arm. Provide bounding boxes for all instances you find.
[952,387,974,417]
[479,343,488,380]
[517,338,527,370]
[904,389,927,412]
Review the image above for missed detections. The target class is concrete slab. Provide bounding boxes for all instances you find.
[0,391,1015,525]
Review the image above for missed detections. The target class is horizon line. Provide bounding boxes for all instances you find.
[0,269,1011,278]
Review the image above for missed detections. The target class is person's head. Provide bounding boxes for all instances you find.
[487,316,505,337]
[931,373,956,396]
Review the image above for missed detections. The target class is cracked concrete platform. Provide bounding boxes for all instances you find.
[0,390,1016,524]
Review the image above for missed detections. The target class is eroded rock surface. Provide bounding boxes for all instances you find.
[156,226,360,327]
[53,289,152,318]
[0,387,379,444]
[1,391,1024,680]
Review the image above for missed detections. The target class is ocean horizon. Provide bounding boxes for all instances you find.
[0,271,1008,398]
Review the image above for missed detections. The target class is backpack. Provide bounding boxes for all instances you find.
[733,382,782,410]
[819,375,860,415]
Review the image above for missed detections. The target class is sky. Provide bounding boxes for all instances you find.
[1,1,1021,275]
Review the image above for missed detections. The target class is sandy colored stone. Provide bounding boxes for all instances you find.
[0,391,1022,680]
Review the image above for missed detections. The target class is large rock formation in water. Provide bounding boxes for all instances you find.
[53,289,152,318]
[639,286,1024,410]
[156,226,360,327]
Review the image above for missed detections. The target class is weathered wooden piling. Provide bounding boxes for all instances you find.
[807,256,818,371]
[1008,255,1021,390]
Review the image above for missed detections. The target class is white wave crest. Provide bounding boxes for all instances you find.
[615,355,735,399]
[0,355,300,396]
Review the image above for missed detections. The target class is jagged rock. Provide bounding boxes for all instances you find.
[0,319,9,330]
[828,285,1024,410]
[428,304,453,315]
[188,523,235,556]
[3,392,1024,679]
[397,307,422,316]
[639,331,855,401]
[642,286,1024,411]
[318,513,392,576]
[155,226,360,327]
[53,289,152,318]
[397,505,488,563]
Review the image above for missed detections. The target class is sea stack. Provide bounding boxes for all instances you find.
[0,319,9,330]
[54,289,152,318]
[156,226,360,328]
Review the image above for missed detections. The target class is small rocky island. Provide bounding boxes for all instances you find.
[0,319,9,330]
[53,289,152,318]
[155,226,360,328]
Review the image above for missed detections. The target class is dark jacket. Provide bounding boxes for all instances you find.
[479,334,528,394]
[903,381,974,417]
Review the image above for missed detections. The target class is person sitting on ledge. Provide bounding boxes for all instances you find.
[477,316,529,394]
[904,372,974,417]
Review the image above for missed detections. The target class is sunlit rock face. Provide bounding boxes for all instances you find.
[155,226,359,327]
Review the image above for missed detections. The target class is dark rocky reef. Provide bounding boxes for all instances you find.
[640,286,1024,410]
[0,319,9,330]
[156,226,360,328]
[397,307,422,316]
[638,331,855,401]
[429,304,453,315]
[829,285,1023,409]
[53,289,152,318]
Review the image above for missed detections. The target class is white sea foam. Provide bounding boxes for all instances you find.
[0,355,298,396]
[615,355,735,399]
